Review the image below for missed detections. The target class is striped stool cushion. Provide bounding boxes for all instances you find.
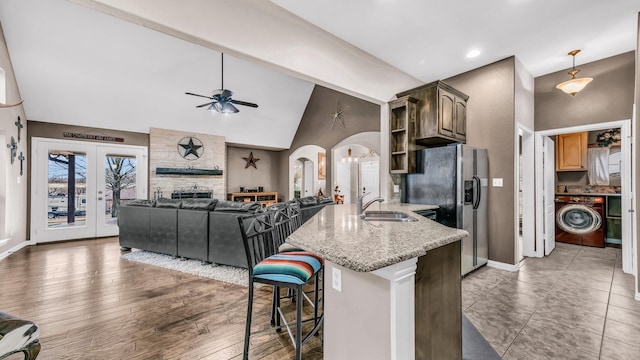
[254,253,323,285]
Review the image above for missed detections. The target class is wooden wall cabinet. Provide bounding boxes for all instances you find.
[389,96,419,173]
[396,80,468,147]
[556,132,588,171]
[229,191,278,207]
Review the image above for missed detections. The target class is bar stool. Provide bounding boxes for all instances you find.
[0,312,41,360]
[269,203,323,329]
[238,211,323,360]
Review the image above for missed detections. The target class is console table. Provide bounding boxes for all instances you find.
[229,192,278,207]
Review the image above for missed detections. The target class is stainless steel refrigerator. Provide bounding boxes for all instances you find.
[403,144,488,276]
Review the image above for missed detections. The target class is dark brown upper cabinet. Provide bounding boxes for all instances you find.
[396,80,468,147]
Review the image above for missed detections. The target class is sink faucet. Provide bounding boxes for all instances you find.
[357,193,385,214]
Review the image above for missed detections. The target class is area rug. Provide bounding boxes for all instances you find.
[121,250,250,287]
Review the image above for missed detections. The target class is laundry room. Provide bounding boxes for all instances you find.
[554,128,623,247]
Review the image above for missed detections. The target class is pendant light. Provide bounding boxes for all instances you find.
[555,50,593,96]
[342,147,358,162]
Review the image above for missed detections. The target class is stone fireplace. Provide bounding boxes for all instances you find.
[150,127,226,200]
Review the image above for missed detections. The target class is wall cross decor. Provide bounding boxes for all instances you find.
[6,136,17,164]
[15,116,23,143]
[243,152,260,169]
[18,151,25,176]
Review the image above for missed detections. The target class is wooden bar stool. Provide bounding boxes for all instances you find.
[238,211,323,360]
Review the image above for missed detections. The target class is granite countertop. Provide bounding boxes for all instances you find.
[556,193,621,196]
[287,203,468,272]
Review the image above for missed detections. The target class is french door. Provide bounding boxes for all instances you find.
[31,138,147,242]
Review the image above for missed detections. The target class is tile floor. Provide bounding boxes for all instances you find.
[462,242,640,360]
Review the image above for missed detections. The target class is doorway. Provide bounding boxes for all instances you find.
[31,138,148,242]
[534,120,635,276]
[333,144,380,204]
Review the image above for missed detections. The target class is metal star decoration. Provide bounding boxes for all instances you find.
[243,152,260,169]
[329,100,350,130]
[177,137,204,160]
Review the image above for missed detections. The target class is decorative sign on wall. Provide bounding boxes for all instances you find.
[243,152,260,169]
[177,137,204,160]
[63,132,125,142]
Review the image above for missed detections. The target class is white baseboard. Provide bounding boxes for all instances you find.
[487,260,519,272]
[0,240,32,262]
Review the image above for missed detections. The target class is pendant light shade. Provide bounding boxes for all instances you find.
[556,50,593,96]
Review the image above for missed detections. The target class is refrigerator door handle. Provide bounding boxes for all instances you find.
[473,175,481,210]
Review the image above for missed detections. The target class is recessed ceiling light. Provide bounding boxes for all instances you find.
[466,49,481,58]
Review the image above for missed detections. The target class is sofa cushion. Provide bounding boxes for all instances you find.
[126,199,155,207]
[266,200,297,210]
[181,198,218,211]
[296,196,318,207]
[155,198,183,208]
[214,200,261,213]
[317,197,334,204]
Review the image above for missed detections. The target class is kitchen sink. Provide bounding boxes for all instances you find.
[360,210,418,222]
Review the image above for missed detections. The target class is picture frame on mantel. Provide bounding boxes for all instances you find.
[318,152,326,180]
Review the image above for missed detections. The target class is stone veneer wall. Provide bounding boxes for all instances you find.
[150,127,226,200]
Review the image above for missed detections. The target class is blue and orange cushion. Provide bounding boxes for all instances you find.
[254,252,323,285]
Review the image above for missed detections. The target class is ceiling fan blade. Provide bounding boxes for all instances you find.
[196,101,215,108]
[230,99,259,108]
[185,92,213,99]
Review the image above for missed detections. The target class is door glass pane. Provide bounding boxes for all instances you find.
[47,151,87,228]
[104,154,137,225]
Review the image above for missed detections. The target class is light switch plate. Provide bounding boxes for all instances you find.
[393,185,400,193]
[492,178,503,187]
[332,268,342,292]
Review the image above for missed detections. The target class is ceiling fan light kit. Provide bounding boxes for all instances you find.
[186,53,258,113]
[556,49,593,96]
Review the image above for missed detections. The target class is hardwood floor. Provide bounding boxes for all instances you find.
[0,237,323,359]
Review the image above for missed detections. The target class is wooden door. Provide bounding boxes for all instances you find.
[556,132,587,171]
[438,90,455,138]
[454,98,466,140]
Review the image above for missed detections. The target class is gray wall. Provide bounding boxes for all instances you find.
[535,51,635,131]
[277,85,380,201]
[444,57,517,265]
[226,146,280,197]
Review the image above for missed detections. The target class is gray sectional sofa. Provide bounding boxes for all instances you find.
[118,196,334,268]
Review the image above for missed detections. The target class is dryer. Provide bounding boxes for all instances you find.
[555,196,605,247]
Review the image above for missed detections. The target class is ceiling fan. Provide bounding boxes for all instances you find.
[185,53,258,113]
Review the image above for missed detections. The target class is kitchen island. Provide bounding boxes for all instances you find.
[287,203,468,360]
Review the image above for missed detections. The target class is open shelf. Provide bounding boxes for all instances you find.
[228,191,278,208]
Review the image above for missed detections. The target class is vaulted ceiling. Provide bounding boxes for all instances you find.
[0,0,638,150]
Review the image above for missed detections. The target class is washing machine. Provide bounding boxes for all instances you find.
[555,196,605,247]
